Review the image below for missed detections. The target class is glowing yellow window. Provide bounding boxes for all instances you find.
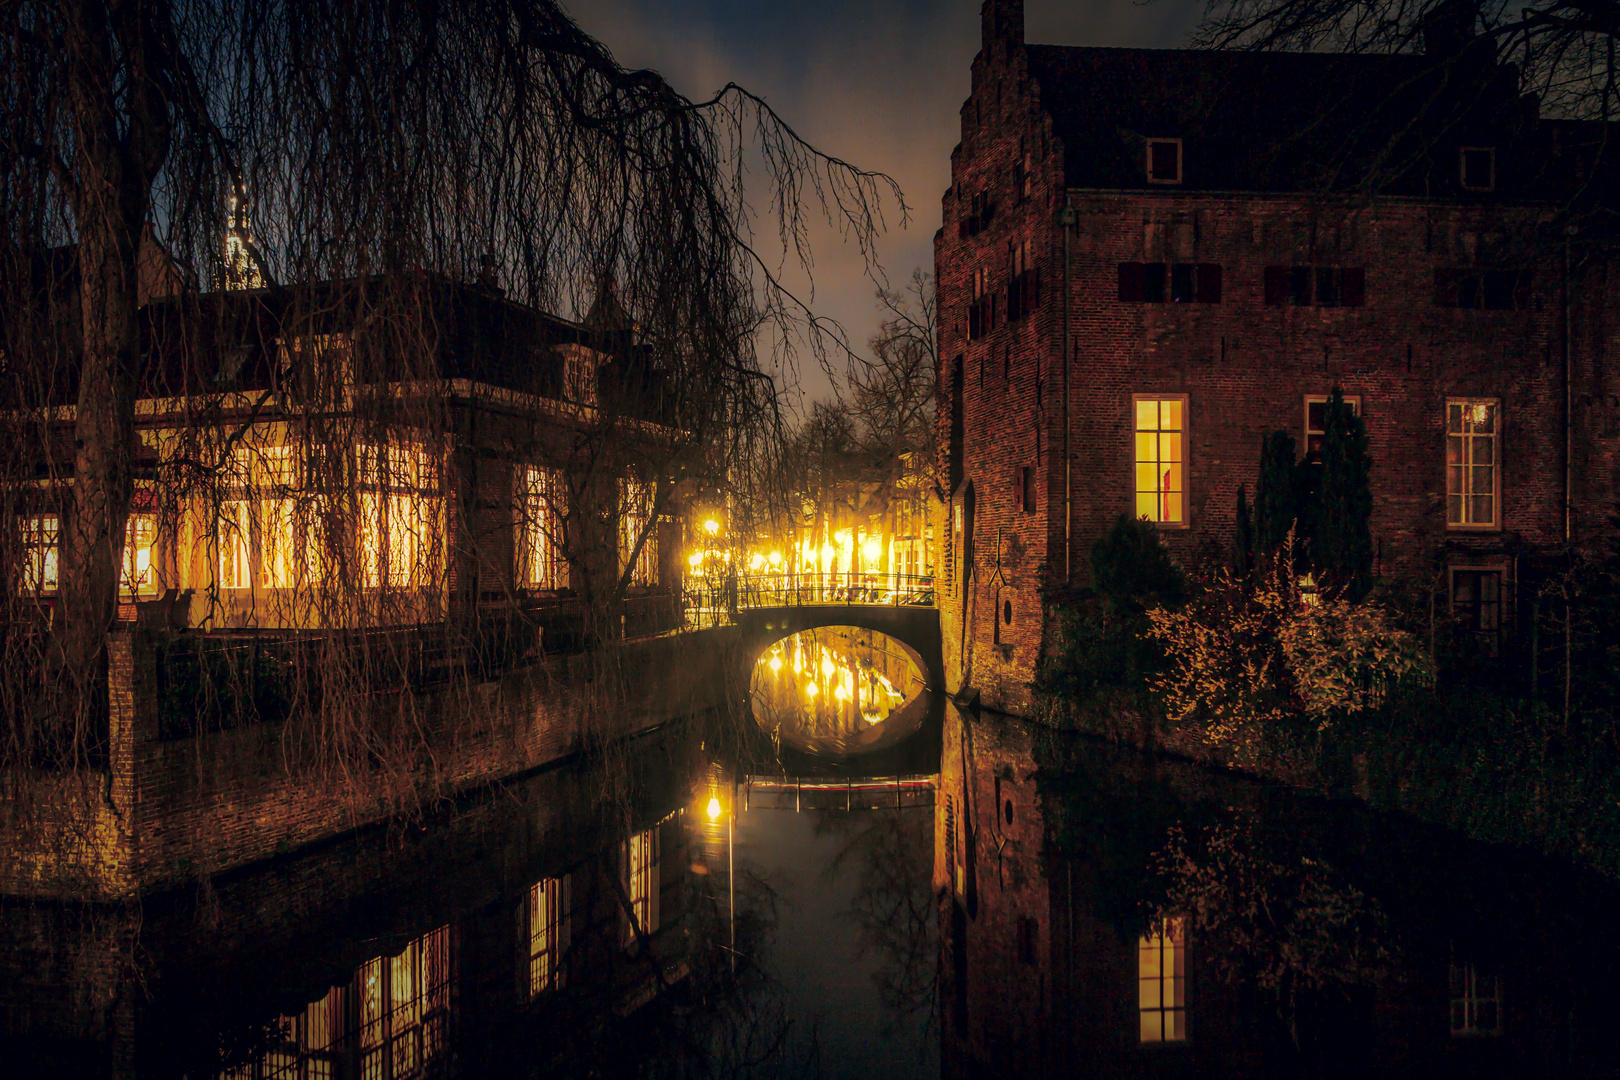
[218,501,252,589]
[1139,917,1186,1043]
[1134,397,1186,525]
[23,515,59,593]
[123,513,157,595]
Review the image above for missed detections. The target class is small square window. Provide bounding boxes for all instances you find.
[1147,139,1182,184]
[1460,147,1495,192]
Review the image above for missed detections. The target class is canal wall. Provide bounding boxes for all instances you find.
[0,625,743,901]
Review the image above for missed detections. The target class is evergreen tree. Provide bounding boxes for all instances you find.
[1254,431,1300,556]
[1315,388,1374,598]
[1235,484,1256,576]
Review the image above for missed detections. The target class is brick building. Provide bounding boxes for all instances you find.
[938,0,1620,713]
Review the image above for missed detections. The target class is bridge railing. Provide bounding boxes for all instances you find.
[682,573,935,627]
[743,773,937,811]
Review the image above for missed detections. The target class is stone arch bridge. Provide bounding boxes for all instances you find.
[731,599,944,691]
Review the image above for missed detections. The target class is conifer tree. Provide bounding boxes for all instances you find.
[1254,431,1300,556]
[1235,484,1256,576]
[1315,388,1374,598]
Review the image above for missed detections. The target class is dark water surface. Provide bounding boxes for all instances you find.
[6,688,1620,1079]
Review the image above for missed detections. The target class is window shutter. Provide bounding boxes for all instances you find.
[1434,268,1460,307]
[1341,267,1366,307]
[1264,266,1288,306]
[1118,262,1145,302]
[1195,263,1222,303]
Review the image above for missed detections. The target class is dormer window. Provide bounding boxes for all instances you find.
[1147,139,1182,185]
[1460,147,1495,191]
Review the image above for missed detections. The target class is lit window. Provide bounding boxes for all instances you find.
[519,466,566,590]
[527,876,570,997]
[1446,400,1498,527]
[22,515,59,593]
[560,346,599,407]
[1449,962,1502,1036]
[218,501,252,589]
[359,926,453,1079]
[123,513,158,595]
[619,479,657,587]
[623,827,660,947]
[1460,147,1495,192]
[1147,138,1182,184]
[358,444,441,588]
[262,498,295,588]
[1303,395,1362,458]
[1134,396,1186,525]
[1139,917,1187,1043]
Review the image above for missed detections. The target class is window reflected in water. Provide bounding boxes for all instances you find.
[1138,917,1187,1044]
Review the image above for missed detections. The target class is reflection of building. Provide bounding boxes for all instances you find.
[937,704,1620,1077]
[941,0,1620,714]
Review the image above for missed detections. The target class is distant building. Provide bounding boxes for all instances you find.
[938,0,1620,713]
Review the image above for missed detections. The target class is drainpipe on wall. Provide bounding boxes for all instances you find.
[1060,202,1076,582]
[1564,225,1576,546]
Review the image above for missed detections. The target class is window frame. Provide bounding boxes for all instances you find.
[1303,394,1363,459]
[1146,138,1183,185]
[1459,146,1496,192]
[1132,394,1190,529]
[1449,962,1503,1037]
[1445,398,1502,531]
[22,513,59,595]
[1449,564,1509,654]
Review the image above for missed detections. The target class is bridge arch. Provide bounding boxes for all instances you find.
[732,604,944,692]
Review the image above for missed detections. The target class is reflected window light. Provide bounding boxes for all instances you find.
[805,681,818,698]
[1450,963,1502,1036]
[527,876,570,997]
[358,925,453,1078]
[623,828,660,947]
[1139,917,1186,1043]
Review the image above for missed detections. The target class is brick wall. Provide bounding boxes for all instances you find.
[2,625,740,900]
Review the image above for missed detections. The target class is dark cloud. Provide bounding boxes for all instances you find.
[565,0,1202,406]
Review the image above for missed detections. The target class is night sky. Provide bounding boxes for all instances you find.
[568,0,1203,408]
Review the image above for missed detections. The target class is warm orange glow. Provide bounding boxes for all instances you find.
[768,550,783,568]
[706,796,722,821]
[703,518,720,536]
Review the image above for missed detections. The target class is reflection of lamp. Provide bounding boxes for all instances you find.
[707,796,722,821]
[688,551,703,569]
[769,654,782,674]
[805,681,818,698]
[769,550,782,568]
[703,518,720,536]
[862,536,881,563]
[748,552,764,571]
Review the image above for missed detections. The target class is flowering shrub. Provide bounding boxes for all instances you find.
[1146,547,1430,754]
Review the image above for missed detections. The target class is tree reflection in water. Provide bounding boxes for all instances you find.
[815,807,938,1047]
[1148,814,1397,1045]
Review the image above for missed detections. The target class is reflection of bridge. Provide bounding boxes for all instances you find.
[713,574,944,692]
[743,774,936,811]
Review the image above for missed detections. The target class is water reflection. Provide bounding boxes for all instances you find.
[13,697,1620,1079]
[937,705,1620,1078]
[750,627,927,756]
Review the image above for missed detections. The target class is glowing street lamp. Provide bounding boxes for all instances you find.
[707,795,723,821]
[703,518,720,537]
[768,550,782,568]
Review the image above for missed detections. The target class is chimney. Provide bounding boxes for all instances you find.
[981,0,1024,52]
[1422,0,1477,57]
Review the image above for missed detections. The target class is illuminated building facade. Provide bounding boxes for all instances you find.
[940,0,1620,714]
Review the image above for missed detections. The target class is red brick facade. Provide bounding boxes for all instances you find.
[938,0,1620,714]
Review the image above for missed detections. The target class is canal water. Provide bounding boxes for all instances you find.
[5,627,1620,1078]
